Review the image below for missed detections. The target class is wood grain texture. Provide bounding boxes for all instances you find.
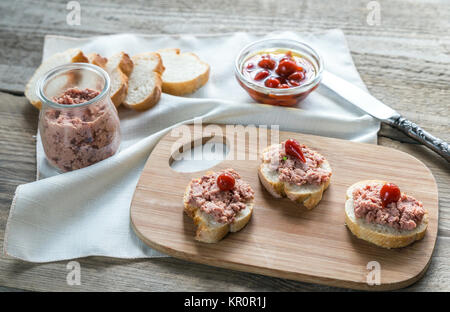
[1,0,448,142]
[131,125,438,290]
[0,0,449,292]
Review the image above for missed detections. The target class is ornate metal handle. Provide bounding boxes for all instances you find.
[387,116,450,162]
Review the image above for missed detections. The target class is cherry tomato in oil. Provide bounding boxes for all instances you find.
[276,59,298,76]
[265,77,281,88]
[258,58,276,70]
[217,173,236,191]
[254,70,269,80]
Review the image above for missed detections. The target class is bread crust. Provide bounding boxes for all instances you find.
[258,146,332,209]
[345,180,428,248]
[109,69,129,108]
[102,52,135,108]
[87,53,107,68]
[116,52,134,77]
[71,50,89,64]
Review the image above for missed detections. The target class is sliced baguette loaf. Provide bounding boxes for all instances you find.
[183,172,254,243]
[25,48,89,109]
[123,52,164,111]
[157,48,210,96]
[345,180,428,249]
[103,52,134,107]
[258,145,332,209]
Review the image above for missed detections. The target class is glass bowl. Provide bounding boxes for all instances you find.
[235,38,323,106]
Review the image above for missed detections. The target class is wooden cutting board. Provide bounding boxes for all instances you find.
[130,124,438,290]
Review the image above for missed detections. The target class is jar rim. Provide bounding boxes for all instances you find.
[36,62,111,109]
[234,38,324,95]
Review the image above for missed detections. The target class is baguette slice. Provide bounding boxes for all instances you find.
[183,172,254,243]
[104,52,134,107]
[123,52,164,111]
[108,69,129,108]
[157,48,210,96]
[25,48,89,109]
[258,145,332,209]
[88,52,127,108]
[345,180,428,249]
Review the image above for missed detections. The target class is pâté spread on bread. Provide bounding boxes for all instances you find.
[345,180,428,248]
[187,169,254,224]
[258,138,332,209]
[39,86,121,172]
[352,182,425,231]
[184,168,255,243]
[263,139,332,186]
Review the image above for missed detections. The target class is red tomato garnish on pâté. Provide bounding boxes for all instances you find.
[217,173,236,191]
[380,183,401,207]
[285,139,306,163]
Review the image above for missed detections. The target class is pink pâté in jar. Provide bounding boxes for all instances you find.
[37,63,121,172]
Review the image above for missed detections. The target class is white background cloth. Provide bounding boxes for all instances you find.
[4,30,379,262]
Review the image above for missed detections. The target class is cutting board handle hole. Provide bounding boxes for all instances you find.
[169,135,230,173]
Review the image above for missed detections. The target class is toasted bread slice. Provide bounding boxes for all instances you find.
[25,48,89,109]
[258,145,332,209]
[183,173,254,243]
[103,52,134,107]
[157,48,210,96]
[123,52,164,111]
[345,180,428,249]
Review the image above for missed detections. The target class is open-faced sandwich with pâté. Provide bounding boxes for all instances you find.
[345,180,428,248]
[258,138,332,209]
[184,168,255,243]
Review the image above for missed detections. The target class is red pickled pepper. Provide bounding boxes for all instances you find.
[285,139,306,163]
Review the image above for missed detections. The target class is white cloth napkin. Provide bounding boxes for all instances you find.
[4,30,380,262]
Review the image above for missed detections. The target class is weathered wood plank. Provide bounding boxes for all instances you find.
[1,0,449,93]
[1,0,448,143]
[0,286,27,292]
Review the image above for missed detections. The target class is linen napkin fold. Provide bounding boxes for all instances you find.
[4,30,380,262]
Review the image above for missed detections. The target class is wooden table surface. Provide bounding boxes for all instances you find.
[0,0,448,291]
